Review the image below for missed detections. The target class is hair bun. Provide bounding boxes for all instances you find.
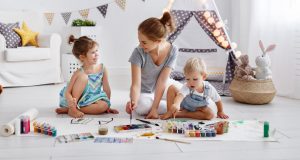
[160,11,175,33]
[68,35,77,44]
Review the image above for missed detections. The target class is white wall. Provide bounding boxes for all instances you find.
[0,0,231,76]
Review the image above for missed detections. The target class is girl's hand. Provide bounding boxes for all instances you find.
[145,108,159,119]
[217,111,229,119]
[67,98,77,109]
[125,100,136,114]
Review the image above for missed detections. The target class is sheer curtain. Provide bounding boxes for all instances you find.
[231,0,300,99]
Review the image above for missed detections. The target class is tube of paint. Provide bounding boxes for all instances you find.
[23,116,29,134]
[264,121,269,138]
[20,116,24,134]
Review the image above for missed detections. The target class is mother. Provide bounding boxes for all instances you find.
[126,12,182,119]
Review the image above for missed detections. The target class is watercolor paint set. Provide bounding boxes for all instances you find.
[56,132,94,143]
[94,137,133,143]
[33,121,57,137]
[114,124,152,133]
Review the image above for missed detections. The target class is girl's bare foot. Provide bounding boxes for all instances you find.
[55,107,69,114]
[67,98,84,118]
[107,108,119,114]
[160,106,178,120]
[68,107,84,118]
[173,109,189,118]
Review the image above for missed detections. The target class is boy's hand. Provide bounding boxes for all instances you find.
[217,111,229,119]
[145,108,159,119]
[126,100,136,114]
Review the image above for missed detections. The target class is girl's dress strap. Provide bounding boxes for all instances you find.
[100,63,104,74]
[80,66,84,72]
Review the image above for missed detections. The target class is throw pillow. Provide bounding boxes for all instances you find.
[13,22,39,47]
[0,22,22,48]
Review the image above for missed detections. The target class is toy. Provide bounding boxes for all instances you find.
[255,40,276,80]
[234,54,255,80]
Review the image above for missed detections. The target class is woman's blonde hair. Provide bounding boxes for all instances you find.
[138,12,175,41]
[184,57,207,75]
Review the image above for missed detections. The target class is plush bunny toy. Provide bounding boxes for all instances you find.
[255,40,276,80]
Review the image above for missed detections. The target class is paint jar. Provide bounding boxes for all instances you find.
[188,123,194,130]
[189,130,195,137]
[195,130,200,137]
[211,129,216,137]
[99,125,108,135]
[167,122,173,133]
[51,127,57,137]
[200,130,205,137]
[178,124,183,134]
[206,130,212,137]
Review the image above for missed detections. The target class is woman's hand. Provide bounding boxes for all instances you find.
[125,100,136,114]
[145,108,159,119]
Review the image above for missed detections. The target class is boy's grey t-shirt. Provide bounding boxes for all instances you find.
[129,45,178,93]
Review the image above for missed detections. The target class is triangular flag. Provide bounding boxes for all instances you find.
[97,4,108,18]
[44,13,54,25]
[79,9,90,19]
[115,0,126,11]
[61,12,72,25]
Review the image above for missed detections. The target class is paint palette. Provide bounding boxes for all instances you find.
[114,124,152,133]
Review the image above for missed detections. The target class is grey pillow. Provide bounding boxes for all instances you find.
[0,22,21,48]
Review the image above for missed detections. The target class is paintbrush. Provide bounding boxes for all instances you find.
[130,100,133,125]
[136,119,160,126]
[155,136,191,144]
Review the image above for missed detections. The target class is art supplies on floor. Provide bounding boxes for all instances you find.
[33,121,57,137]
[114,124,152,133]
[56,132,94,143]
[0,108,39,137]
[94,137,133,143]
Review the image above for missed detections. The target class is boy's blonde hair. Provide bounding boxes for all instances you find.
[183,57,207,75]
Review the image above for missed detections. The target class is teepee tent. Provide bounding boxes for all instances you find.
[168,0,236,96]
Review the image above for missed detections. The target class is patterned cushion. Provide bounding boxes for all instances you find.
[0,22,21,48]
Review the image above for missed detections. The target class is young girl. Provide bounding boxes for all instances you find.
[55,35,118,118]
[126,12,182,119]
[161,57,229,120]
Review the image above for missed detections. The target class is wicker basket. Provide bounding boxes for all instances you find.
[229,78,276,104]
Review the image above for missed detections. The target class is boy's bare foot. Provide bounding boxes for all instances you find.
[68,107,84,118]
[55,107,68,114]
[107,108,119,114]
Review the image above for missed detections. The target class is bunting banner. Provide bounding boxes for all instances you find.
[115,0,126,11]
[97,4,109,18]
[42,0,143,26]
[61,12,72,25]
[79,9,90,19]
[44,13,55,25]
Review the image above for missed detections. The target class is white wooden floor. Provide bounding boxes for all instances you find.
[1,76,300,160]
